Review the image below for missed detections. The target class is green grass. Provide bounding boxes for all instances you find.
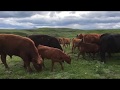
[1,28,120,79]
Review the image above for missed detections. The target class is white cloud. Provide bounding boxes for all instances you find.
[0,11,120,29]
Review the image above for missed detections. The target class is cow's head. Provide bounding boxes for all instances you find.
[32,54,43,72]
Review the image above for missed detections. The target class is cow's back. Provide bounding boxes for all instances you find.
[83,34,101,44]
[28,35,63,51]
[38,45,71,64]
[0,34,35,54]
[100,33,120,62]
[100,33,120,52]
[38,45,62,59]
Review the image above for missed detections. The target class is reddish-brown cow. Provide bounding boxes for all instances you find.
[62,38,71,48]
[0,34,43,72]
[76,34,84,39]
[37,45,71,72]
[57,37,71,48]
[77,39,99,60]
[71,38,81,53]
[57,37,64,46]
[77,33,101,44]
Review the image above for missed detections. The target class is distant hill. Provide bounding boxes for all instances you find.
[0,28,120,38]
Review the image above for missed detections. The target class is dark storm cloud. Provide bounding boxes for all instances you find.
[0,11,34,18]
[0,11,49,18]
[81,11,120,18]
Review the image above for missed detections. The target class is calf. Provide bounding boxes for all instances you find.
[71,38,81,53]
[62,38,71,48]
[37,45,71,72]
[57,37,64,47]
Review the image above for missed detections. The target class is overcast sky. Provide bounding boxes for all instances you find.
[0,11,120,30]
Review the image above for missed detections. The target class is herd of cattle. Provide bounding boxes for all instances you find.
[0,33,120,72]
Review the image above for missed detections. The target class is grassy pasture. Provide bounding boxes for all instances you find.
[0,28,120,79]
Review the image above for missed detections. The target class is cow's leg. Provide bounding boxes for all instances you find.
[23,61,27,69]
[59,62,64,70]
[51,61,54,72]
[100,45,107,63]
[63,42,65,48]
[82,52,86,59]
[107,52,111,58]
[77,51,81,60]
[71,45,74,53]
[92,53,95,60]
[1,54,9,69]
[74,46,77,52]
[20,52,33,72]
[100,51,106,63]
[42,59,45,68]
[65,44,66,48]
[88,53,92,58]
[24,60,33,72]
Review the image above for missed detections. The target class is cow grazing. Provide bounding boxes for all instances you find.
[28,34,63,51]
[0,34,43,72]
[99,33,120,63]
[77,39,99,60]
[37,45,71,72]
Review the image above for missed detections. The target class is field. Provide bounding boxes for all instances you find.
[0,28,120,79]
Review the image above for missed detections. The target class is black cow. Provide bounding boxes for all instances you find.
[100,33,120,62]
[28,35,63,51]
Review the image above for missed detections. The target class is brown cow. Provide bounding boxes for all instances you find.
[37,45,71,72]
[77,39,99,60]
[71,38,81,53]
[77,33,101,44]
[76,34,84,39]
[0,34,43,72]
[57,37,64,46]
[57,37,71,48]
[62,38,71,48]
